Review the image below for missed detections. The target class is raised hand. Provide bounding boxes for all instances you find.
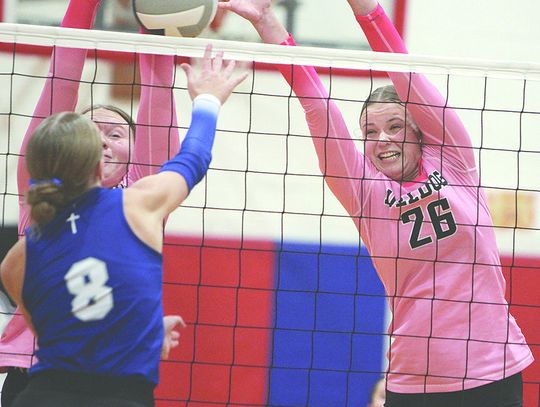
[218,0,272,25]
[218,0,287,44]
[181,44,248,104]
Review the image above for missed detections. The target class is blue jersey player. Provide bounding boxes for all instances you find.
[0,45,247,407]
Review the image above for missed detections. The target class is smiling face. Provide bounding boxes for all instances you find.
[84,107,133,188]
[361,102,422,182]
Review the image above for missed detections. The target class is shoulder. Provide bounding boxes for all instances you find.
[1,238,26,271]
[125,172,188,214]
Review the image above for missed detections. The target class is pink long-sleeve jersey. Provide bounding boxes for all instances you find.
[278,3,532,393]
[0,0,180,371]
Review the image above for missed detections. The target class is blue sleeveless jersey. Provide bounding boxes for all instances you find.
[24,188,163,384]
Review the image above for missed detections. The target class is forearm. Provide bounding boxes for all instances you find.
[276,36,352,144]
[356,3,476,169]
[346,0,378,16]
[130,53,181,182]
[34,0,101,113]
[17,0,101,195]
[276,35,366,216]
[159,94,220,191]
[252,9,288,44]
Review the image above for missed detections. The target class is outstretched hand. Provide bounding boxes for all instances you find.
[218,0,287,44]
[161,315,187,359]
[181,45,248,104]
[217,0,272,25]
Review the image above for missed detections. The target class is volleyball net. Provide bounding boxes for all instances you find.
[1,23,540,406]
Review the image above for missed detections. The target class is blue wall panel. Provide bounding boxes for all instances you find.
[270,243,386,406]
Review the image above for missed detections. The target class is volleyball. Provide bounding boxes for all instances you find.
[133,0,218,38]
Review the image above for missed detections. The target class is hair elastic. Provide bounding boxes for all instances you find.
[28,178,62,187]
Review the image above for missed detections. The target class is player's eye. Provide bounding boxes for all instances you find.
[365,129,378,139]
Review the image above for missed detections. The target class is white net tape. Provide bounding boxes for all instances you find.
[2,23,540,79]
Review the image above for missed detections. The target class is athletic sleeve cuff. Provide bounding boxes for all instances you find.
[193,94,221,115]
[355,3,384,23]
[159,94,220,191]
[280,33,296,47]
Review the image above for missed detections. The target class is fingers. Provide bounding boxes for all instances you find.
[169,331,180,349]
[217,0,232,11]
[169,329,181,347]
[177,316,187,329]
[163,315,187,330]
[161,315,187,359]
[213,50,224,72]
[223,59,236,76]
[230,71,249,89]
[220,59,248,98]
[180,63,193,82]
[202,44,213,71]
[185,44,247,102]
[200,45,238,78]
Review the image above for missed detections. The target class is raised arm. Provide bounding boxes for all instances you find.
[274,36,369,219]
[128,47,180,183]
[18,0,102,229]
[124,46,248,250]
[219,0,370,219]
[348,0,476,171]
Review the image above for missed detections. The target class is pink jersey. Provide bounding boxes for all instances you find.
[0,0,180,370]
[278,4,533,393]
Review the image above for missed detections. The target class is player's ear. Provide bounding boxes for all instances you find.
[95,158,104,183]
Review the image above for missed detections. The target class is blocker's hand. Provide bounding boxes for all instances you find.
[181,44,248,104]
[217,0,272,25]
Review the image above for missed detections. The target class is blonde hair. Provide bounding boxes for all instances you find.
[360,84,421,136]
[361,85,402,118]
[80,104,136,141]
[25,112,102,230]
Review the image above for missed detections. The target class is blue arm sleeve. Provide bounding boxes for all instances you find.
[159,94,221,191]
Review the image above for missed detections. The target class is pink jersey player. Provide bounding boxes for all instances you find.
[221,0,532,403]
[1,0,182,404]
